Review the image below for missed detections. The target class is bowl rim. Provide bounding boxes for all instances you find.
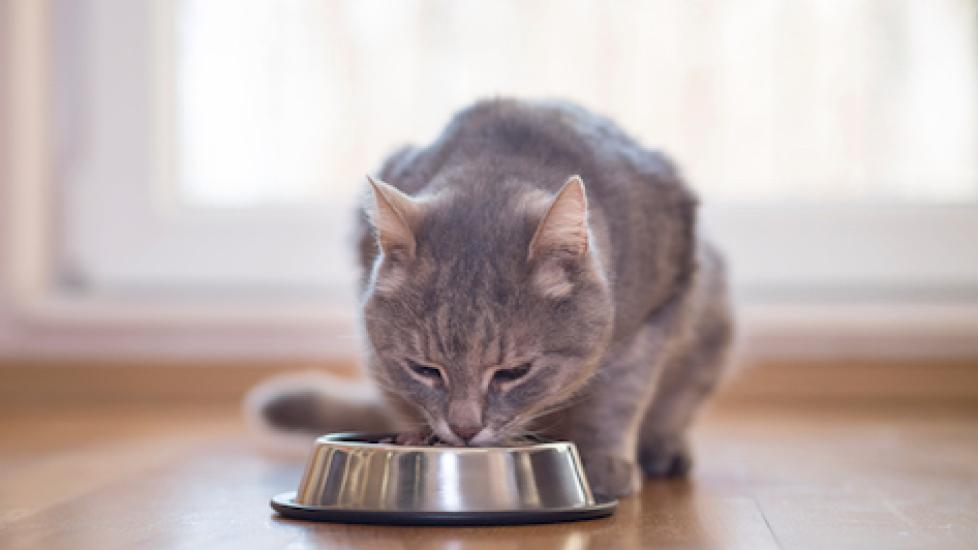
[315,432,577,454]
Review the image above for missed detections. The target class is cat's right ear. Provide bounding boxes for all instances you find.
[366,175,420,261]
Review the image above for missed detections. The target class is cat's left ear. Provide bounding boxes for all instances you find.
[528,176,591,299]
[366,175,421,260]
[528,175,590,262]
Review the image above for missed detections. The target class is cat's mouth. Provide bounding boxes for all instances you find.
[427,414,545,447]
[467,427,496,446]
[432,418,527,447]
[466,420,543,447]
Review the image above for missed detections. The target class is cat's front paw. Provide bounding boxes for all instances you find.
[639,434,692,477]
[580,452,641,498]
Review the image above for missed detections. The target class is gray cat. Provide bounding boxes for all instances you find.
[254,99,733,498]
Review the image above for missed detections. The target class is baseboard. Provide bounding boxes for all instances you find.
[0,359,360,410]
[718,359,978,404]
[2,358,976,412]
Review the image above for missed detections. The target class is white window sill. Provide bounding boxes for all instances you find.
[3,293,977,361]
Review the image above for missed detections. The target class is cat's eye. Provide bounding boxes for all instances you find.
[405,360,443,383]
[492,362,532,385]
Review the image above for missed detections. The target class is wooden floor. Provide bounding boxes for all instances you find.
[2,395,977,550]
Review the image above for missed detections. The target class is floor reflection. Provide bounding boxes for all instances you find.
[274,479,703,550]
[286,520,598,550]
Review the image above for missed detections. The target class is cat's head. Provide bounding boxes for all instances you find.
[361,175,613,446]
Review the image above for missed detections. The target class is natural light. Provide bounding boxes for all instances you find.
[175,0,978,207]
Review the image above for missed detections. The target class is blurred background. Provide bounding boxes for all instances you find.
[2,2,978,547]
[2,0,977,367]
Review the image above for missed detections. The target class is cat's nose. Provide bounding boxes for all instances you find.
[449,423,482,442]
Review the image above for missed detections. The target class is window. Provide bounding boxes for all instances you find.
[175,0,978,206]
[5,0,978,356]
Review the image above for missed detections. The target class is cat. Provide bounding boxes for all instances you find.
[250,99,733,498]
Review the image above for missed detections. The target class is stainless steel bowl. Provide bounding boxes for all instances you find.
[271,433,617,525]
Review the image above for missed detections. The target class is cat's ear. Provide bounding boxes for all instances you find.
[366,175,420,260]
[528,175,590,262]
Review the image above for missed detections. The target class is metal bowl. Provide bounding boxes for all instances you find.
[270,433,617,526]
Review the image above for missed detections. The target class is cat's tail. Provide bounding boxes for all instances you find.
[244,371,396,455]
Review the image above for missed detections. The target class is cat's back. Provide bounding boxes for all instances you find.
[377,99,684,200]
[363,99,700,339]
[446,100,699,331]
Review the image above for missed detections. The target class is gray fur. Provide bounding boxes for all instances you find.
[257,99,733,498]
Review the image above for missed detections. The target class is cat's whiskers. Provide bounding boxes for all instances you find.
[487,386,594,444]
